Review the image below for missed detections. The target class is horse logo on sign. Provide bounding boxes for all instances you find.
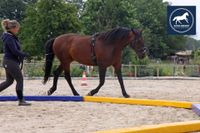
[167,6,196,35]
[173,12,189,25]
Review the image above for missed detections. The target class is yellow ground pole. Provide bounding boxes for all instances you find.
[84,96,200,133]
[84,96,192,109]
[93,120,200,133]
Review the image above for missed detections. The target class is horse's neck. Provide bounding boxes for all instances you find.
[114,37,132,51]
[106,34,133,52]
[123,35,134,48]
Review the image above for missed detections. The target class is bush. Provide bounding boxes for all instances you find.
[70,66,83,77]
[24,64,44,77]
[137,65,155,77]
[159,66,173,76]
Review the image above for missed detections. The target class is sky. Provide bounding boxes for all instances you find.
[163,0,200,40]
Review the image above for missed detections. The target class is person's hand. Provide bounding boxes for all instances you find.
[19,57,24,62]
[22,53,30,61]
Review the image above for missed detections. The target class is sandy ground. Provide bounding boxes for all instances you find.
[0,78,200,133]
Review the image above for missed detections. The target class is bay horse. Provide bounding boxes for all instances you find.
[43,27,146,98]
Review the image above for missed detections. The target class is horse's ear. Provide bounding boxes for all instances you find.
[131,28,138,35]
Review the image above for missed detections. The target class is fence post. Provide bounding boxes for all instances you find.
[86,66,90,75]
[156,66,159,77]
[156,60,160,77]
[173,65,176,76]
[134,65,137,77]
[129,62,132,77]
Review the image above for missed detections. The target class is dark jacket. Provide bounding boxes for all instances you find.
[1,32,27,63]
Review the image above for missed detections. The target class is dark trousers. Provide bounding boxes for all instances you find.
[0,59,24,100]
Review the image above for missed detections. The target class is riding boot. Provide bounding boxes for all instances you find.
[18,99,31,106]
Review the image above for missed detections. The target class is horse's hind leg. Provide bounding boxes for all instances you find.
[47,65,63,95]
[185,18,189,23]
[64,71,79,96]
[87,67,106,96]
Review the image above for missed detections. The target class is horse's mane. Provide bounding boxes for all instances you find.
[97,27,130,44]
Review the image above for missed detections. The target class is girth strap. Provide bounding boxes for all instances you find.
[91,33,99,65]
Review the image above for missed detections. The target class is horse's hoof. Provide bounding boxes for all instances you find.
[47,91,52,96]
[74,93,80,96]
[123,94,130,98]
[87,92,92,96]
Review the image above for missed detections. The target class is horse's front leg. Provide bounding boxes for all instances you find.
[48,65,63,95]
[178,20,182,24]
[64,71,79,96]
[114,65,130,98]
[87,67,107,96]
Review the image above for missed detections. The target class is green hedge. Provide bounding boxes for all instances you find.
[24,64,84,77]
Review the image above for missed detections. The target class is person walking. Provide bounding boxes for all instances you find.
[0,19,31,106]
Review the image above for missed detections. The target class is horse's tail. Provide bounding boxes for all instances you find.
[43,38,55,84]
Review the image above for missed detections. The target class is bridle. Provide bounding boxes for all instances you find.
[130,29,148,54]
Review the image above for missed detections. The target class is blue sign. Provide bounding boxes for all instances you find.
[167,6,196,35]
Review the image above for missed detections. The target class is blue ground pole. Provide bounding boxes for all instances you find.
[0,96,83,102]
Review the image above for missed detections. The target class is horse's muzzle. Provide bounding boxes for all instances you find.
[143,47,149,54]
[138,47,149,59]
[139,47,148,54]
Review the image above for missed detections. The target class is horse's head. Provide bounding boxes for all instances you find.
[129,29,147,59]
[185,12,189,17]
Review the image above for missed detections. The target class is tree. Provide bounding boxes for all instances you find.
[185,37,200,50]
[0,0,29,21]
[20,0,81,58]
[192,49,200,65]
[0,0,26,52]
[81,0,140,34]
[80,0,143,64]
[66,0,85,10]
[0,0,38,53]
[129,0,187,59]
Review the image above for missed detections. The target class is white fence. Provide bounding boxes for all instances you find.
[0,62,200,78]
